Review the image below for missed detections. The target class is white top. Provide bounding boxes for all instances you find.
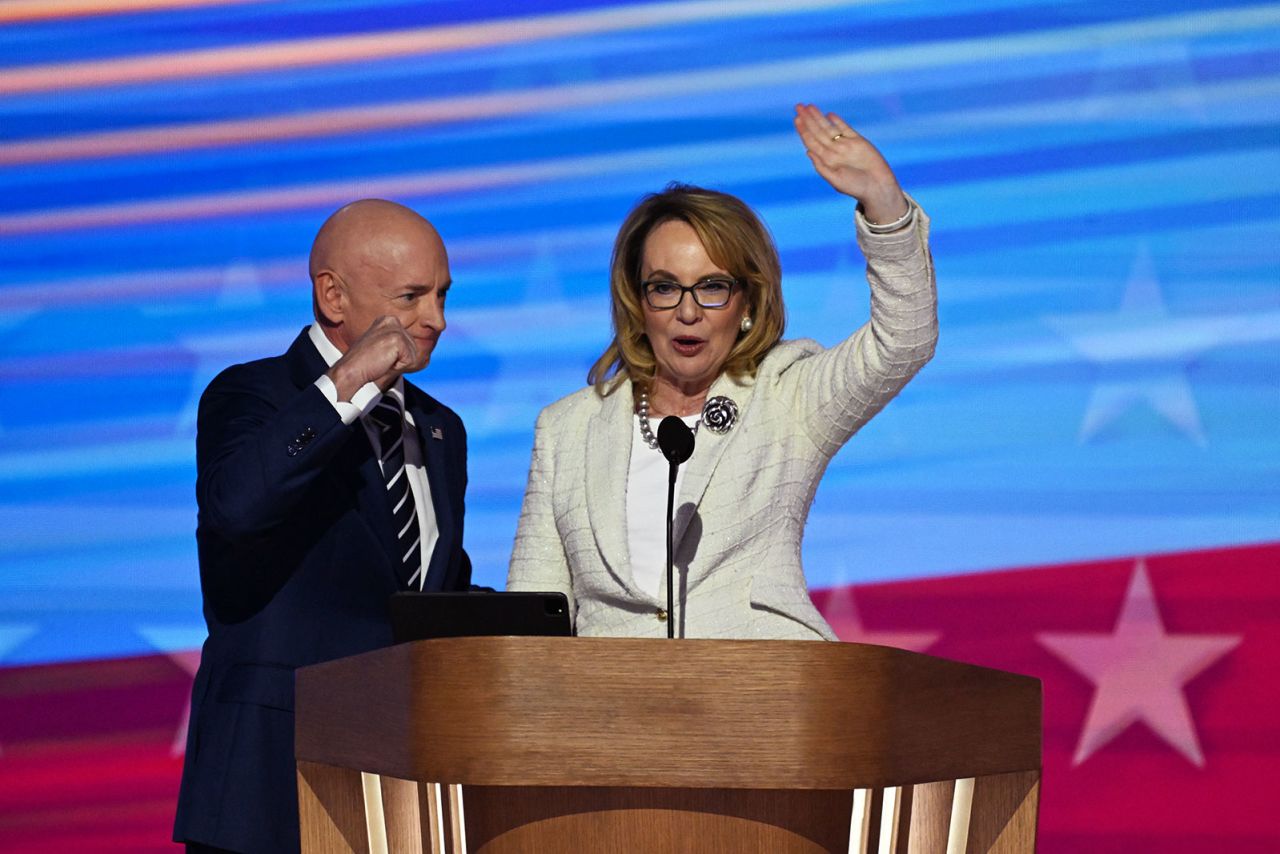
[626,413,699,598]
[308,323,439,589]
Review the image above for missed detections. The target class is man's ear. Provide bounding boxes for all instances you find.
[313,271,345,326]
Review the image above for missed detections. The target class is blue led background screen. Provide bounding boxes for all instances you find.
[5,0,1276,664]
[0,1,1278,849]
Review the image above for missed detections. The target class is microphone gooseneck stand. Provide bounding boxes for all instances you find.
[656,416,695,640]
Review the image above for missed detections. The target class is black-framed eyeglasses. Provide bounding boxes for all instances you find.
[640,277,741,310]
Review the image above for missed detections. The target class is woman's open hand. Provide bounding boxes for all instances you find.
[794,103,908,225]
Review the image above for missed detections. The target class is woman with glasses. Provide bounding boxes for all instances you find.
[507,103,937,640]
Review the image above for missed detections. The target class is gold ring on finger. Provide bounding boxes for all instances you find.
[831,133,844,141]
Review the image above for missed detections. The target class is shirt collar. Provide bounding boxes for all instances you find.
[308,321,343,368]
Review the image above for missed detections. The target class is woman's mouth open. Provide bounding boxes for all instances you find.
[671,336,706,356]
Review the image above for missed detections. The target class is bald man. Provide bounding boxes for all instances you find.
[174,201,473,854]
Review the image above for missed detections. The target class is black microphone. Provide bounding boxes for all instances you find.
[656,416,695,639]
[657,415,695,465]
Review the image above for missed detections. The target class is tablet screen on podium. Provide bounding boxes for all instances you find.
[388,591,572,643]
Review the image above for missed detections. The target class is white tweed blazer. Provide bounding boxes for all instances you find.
[508,203,937,640]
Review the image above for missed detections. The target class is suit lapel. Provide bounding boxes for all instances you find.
[406,387,455,592]
[338,427,400,579]
[673,372,758,563]
[584,380,638,592]
[284,326,328,389]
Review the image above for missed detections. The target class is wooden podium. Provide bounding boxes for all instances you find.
[295,637,1040,853]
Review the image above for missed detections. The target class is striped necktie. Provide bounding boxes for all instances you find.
[370,396,422,590]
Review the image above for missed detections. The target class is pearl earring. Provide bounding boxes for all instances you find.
[740,315,754,333]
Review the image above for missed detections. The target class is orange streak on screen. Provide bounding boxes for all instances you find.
[0,0,260,24]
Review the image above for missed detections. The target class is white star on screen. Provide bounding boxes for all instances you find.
[1037,559,1240,767]
[1045,244,1210,444]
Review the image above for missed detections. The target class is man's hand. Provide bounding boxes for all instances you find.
[794,103,908,225]
[326,316,423,400]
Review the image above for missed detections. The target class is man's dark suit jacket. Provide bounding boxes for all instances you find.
[173,328,471,854]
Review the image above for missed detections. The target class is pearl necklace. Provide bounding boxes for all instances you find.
[637,390,740,451]
[636,390,698,451]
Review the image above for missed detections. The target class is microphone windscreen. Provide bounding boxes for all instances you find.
[657,415,695,465]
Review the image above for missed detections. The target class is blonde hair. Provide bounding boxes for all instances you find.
[587,184,785,397]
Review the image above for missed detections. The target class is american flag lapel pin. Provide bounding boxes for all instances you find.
[431,426,444,441]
